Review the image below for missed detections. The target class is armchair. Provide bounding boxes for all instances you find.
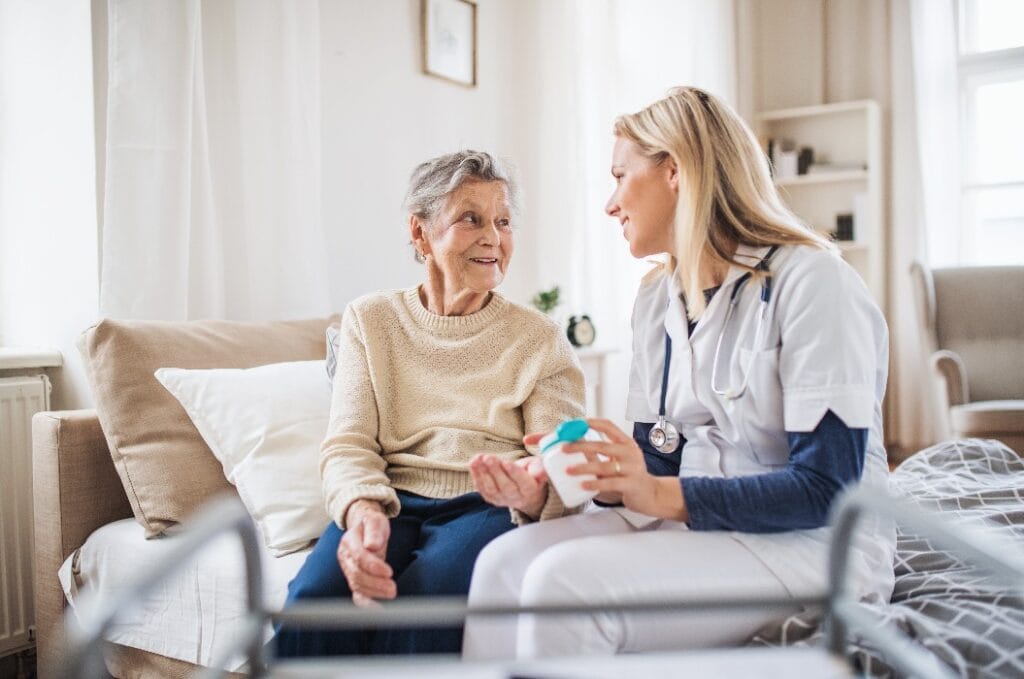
[910,262,1024,453]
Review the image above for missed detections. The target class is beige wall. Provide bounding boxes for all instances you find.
[737,0,889,113]
[736,0,915,452]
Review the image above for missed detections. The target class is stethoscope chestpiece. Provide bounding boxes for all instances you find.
[649,415,680,454]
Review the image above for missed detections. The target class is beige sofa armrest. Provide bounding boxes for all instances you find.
[32,409,132,678]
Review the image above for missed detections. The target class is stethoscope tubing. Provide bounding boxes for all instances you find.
[651,246,779,453]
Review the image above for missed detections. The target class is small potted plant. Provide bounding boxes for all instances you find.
[530,286,561,315]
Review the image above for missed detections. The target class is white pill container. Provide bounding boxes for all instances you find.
[539,429,604,508]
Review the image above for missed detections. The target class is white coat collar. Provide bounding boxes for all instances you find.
[662,244,776,342]
[722,243,775,288]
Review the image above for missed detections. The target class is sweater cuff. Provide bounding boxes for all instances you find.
[329,484,401,530]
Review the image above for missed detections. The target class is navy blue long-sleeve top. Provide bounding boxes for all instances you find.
[631,412,867,533]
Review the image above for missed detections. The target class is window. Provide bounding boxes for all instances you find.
[956,0,1024,264]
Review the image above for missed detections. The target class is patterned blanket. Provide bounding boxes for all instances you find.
[751,439,1024,677]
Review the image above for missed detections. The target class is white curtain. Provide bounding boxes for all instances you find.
[908,0,961,270]
[528,0,736,427]
[100,0,330,321]
[887,0,961,454]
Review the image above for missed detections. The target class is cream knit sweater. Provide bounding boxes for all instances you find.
[321,286,585,529]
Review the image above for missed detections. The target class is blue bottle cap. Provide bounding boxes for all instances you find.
[541,418,590,453]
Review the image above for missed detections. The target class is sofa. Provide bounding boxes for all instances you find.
[33,315,338,678]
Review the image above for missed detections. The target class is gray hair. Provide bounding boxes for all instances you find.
[404,150,521,262]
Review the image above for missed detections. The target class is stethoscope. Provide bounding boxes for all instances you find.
[648,246,779,454]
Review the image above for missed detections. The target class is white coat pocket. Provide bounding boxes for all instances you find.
[736,346,788,466]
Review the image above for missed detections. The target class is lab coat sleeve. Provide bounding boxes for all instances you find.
[624,277,663,423]
[776,251,887,432]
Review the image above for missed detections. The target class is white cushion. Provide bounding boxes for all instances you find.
[155,360,331,556]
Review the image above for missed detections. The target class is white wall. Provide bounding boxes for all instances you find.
[319,0,538,308]
[0,0,99,410]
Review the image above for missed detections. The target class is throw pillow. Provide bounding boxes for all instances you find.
[78,316,337,537]
[155,360,332,556]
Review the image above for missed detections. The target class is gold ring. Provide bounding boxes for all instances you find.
[613,460,622,475]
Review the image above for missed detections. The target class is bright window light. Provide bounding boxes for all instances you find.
[957,0,1024,265]
[969,76,1024,184]
[962,186,1024,264]
[959,0,1024,54]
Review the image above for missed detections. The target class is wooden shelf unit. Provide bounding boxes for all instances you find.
[755,100,886,312]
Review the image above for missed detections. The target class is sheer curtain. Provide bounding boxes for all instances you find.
[100,0,330,321]
[586,0,737,428]
[528,0,737,427]
[888,0,961,453]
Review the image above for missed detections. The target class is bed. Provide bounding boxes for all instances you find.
[753,438,1024,677]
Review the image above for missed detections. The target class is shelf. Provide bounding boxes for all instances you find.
[812,231,869,253]
[775,170,868,186]
[755,98,884,315]
[757,100,877,122]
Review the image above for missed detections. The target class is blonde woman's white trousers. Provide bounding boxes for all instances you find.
[462,509,799,660]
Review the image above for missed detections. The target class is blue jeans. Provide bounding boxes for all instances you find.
[272,491,515,656]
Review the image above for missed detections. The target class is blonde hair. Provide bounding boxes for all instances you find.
[613,86,835,318]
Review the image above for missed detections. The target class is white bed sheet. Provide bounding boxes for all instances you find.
[60,518,312,671]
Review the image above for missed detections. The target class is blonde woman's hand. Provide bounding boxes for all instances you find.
[562,418,687,522]
[469,453,548,520]
[337,500,396,607]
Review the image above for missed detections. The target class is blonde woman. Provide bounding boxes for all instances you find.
[463,87,895,659]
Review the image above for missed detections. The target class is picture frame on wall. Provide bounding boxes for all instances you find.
[422,0,477,87]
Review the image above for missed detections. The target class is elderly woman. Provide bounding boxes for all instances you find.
[273,150,585,657]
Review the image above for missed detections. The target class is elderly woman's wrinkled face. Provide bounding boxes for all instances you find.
[424,180,514,292]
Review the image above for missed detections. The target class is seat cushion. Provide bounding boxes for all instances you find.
[61,518,309,671]
[951,400,1024,436]
[78,316,336,537]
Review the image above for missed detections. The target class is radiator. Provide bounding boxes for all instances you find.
[0,375,50,657]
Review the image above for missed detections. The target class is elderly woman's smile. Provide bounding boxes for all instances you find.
[412,178,515,316]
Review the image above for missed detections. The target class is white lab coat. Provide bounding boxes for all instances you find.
[624,242,895,602]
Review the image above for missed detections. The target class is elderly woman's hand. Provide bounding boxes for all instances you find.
[337,500,396,607]
[562,418,688,522]
[469,454,548,520]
